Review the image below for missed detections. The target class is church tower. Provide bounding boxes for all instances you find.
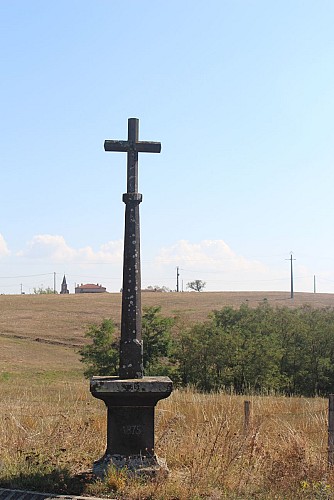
[60,275,69,294]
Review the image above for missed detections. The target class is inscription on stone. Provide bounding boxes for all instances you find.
[123,424,143,435]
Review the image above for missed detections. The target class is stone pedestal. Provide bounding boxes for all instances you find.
[90,376,173,476]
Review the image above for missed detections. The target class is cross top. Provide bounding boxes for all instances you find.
[104,118,161,193]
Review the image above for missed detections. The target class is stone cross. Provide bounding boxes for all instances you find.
[104,118,161,378]
[90,118,172,476]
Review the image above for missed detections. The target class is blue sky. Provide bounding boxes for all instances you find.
[1,0,334,294]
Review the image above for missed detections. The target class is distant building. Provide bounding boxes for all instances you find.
[75,283,107,294]
[60,275,69,294]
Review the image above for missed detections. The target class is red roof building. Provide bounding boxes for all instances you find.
[75,283,107,294]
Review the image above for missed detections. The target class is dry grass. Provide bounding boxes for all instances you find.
[1,290,331,380]
[0,380,333,499]
[2,292,334,498]
[0,291,333,347]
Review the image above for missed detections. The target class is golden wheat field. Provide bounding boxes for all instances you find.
[1,291,334,499]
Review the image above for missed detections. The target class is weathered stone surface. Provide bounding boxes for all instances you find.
[93,453,168,478]
[104,118,161,379]
[91,376,173,395]
[91,375,172,459]
[90,376,172,406]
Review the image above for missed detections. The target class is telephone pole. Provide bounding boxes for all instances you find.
[54,272,56,294]
[314,275,316,294]
[176,266,180,292]
[286,253,296,299]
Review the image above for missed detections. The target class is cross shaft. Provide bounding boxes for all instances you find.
[104,118,161,379]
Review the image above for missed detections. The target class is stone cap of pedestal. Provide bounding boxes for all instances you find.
[90,376,173,407]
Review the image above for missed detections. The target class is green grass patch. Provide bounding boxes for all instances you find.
[32,368,84,383]
[0,372,12,382]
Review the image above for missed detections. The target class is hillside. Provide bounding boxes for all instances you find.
[0,290,333,346]
[1,290,333,377]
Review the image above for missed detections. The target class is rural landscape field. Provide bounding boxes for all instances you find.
[1,291,334,499]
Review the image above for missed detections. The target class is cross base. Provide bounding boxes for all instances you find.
[90,376,173,476]
[92,453,169,478]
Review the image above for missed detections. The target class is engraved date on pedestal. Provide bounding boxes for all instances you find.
[123,424,143,435]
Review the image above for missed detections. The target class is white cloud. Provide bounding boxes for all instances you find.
[154,239,266,273]
[149,239,289,291]
[8,235,318,293]
[17,234,123,264]
[0,234,10,257]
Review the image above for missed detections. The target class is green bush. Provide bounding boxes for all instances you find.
[142,306,174,375]
[173,303,334,395]
[79,303,334,396]
[79,319,119,378]
[79,307,175,378]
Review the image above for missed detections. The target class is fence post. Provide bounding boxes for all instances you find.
[244,400,251,435]
[328,394,334,466]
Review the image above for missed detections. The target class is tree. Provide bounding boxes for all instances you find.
[187,280,206,292]
[174,303,283,392]
[174,321,224,391]
[34,286,57,294]
[144,285,171,292]
[79,319,119,378]
[79,309,175,378]
[142,306,174,374]
[78,304,334,395]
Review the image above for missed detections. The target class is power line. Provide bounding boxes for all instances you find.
[0,272,54,279]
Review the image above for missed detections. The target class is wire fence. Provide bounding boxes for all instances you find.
[2,392,334,465]
[241,396,334,464]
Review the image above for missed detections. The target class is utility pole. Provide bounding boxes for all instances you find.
[286,253,296,299]
[314,275,316,294]
[176,266,180,292]
[54,272,56,294]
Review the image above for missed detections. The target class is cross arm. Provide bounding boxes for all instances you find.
[104,140,131,152]
[104,140,161,153]
[136,141,161,153]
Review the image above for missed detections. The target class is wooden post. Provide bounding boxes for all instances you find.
[328,394,334,466]
[244,400,251,435]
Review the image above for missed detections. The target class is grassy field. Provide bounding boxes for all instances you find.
[1,290,333,343]
[1,291,334,498]
[0,382,332,499]
[1,290,333,378]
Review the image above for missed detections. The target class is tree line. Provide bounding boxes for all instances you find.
[79,302,334,396]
